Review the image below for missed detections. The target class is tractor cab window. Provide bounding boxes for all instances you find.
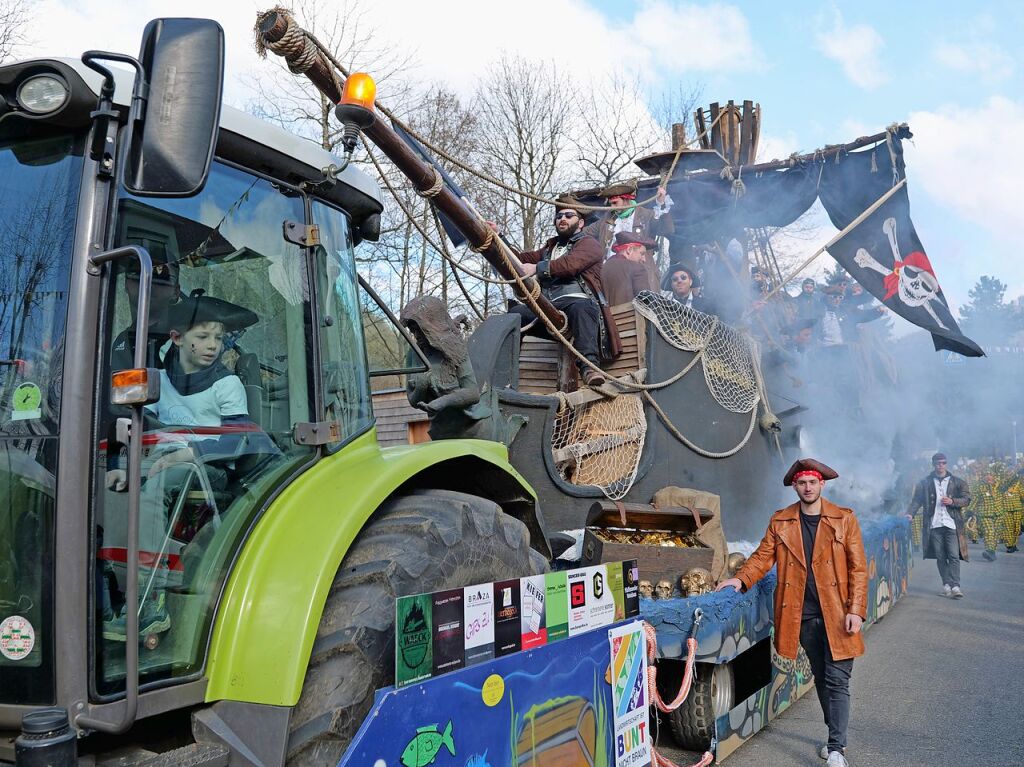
[93,162,317,695]
[0,132,82,705]
[311,201,372,448]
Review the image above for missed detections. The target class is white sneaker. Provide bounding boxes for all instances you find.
[820,746,846,760]
[942,584,952,597]
[951,586,964,599]
[826,751,849,767]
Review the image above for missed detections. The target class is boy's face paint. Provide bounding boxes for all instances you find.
[173,321,225,373]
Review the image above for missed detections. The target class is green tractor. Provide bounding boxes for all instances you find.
[0,19,548,766]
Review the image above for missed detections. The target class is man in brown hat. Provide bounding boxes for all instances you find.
[514,196,607,387]
[717,458,867,767]
[586,181,674,287]
[602,231,655,306]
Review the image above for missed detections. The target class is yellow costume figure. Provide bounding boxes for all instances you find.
[1000,475,1023,553]
[975,475,1004,561]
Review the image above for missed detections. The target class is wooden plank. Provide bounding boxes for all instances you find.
[709,102,722,157]
[694,108,709,150]
[740,99,754,165]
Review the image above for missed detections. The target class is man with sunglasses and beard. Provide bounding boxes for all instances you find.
[511,196,607,387]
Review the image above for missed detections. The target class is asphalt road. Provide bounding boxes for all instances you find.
[656,541,1024,766]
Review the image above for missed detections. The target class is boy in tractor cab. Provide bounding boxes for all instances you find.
[103,293,276,641]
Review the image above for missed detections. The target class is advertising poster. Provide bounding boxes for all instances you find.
[622,560,640,619]
[493,578,522,657]
[395,593,432,688]
[520,574,548,650]
[544,570,569,643]
[608,560,625,621]
[568,565,617,636]
[608,622,651,767]
[463,582,495,667]
[431,589,465,675]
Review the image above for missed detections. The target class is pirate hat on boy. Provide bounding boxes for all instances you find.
[169,290,259,333]
[783,458,838,486]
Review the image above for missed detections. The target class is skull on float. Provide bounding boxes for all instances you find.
[679,567,714,597]
[638,580,654,599]
[654,580,674,599]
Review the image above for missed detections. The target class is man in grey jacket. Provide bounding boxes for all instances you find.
[907,452,972,598]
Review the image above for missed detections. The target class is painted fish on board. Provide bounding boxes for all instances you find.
[400,720,455,767]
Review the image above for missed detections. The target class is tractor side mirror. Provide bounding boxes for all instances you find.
[123,18,224,197]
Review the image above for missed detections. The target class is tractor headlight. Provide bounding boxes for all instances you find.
[17,74,69,115]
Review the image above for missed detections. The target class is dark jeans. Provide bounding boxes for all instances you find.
[800,617,853,754]
[931,526,961,587]
[510,297,600,369]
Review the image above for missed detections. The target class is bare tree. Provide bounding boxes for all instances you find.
[568,73,664,188]
[472,55,572,251]
[0,0,32,63]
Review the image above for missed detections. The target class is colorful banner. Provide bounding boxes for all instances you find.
[609,621,651,767]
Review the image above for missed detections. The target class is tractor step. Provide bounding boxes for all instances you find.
[97,743,230,767]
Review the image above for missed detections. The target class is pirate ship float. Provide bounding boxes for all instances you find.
[257,10,936,758]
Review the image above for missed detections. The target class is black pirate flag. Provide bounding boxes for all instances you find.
[822,181,983,357]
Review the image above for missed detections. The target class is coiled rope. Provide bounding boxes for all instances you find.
[642,618,715,767]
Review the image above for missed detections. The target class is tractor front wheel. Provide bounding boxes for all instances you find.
[286,489,546,766]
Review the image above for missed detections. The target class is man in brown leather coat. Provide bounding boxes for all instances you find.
[718,458,868,767]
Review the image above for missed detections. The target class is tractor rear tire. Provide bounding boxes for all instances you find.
[285,489,546,766]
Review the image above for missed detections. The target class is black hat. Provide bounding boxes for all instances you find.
[612,231,657,250]
[168,292,258,333]
[932,453,947,465]
[662,262,700,291]
[802,278,816,287]
[783,458,839,486]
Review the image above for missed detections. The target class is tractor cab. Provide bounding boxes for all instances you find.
[0,20,420,745]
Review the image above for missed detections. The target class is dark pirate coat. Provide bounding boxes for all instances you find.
[907,472,972,560]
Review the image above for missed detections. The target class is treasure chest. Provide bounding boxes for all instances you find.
[515,696,596,766]
[580,501,715,586]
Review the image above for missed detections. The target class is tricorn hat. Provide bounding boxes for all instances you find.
[598,179,638,198]
[783,458,838,486]
[613,231,657,250]
[661,261,701,291]
[554,194,586,215]
[168,292,259,334]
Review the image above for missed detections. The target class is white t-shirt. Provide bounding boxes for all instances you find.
[931,475,956,529]
[146,370,248,443]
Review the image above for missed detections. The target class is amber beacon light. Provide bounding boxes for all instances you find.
[335,73,378,157]
[341,72,376,110]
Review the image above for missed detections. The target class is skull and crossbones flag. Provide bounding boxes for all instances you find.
[821,179,983,357]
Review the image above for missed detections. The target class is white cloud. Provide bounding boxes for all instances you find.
[905,97,1022,241]
[627,1,763,75]
[814,10,886,90]
[932,41,1014,81]
[21,1,759,105]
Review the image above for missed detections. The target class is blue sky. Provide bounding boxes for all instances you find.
[27,0,1024,321]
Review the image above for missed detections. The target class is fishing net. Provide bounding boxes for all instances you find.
[550,392,647,500]
[633,291,759,414]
